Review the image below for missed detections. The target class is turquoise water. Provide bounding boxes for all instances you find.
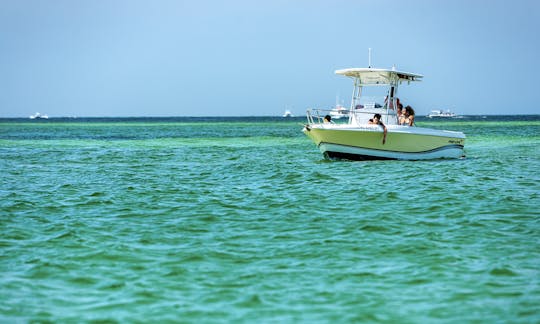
[1,116,539,322]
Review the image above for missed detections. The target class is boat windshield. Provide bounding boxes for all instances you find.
[352,87,388,110]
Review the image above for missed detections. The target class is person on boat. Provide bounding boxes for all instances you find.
[368,113,387,144]
[323,115,334,124]
[399,110,407,125]
[397,103,404,121]
[384,97,400,110]
[401,106,415,126]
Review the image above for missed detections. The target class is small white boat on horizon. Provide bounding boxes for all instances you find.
[329,104,350,120]
[29,112,49,119]
[302,64,465,161]
[427,109,459,118]
[282,110,293,118]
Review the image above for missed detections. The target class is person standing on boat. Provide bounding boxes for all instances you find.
[384,96,400,110]
[368,113,387,144]
[397,103,404,121]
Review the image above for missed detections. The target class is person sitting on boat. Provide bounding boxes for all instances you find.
[401,106,415,126]
[368,113,387,145]
[323,115,334,124]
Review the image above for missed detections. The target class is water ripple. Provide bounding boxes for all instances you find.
[1,118,539,322]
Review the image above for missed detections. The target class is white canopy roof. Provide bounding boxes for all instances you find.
[335,68,423,85]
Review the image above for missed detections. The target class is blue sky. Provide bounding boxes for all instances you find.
[0,0,538,117]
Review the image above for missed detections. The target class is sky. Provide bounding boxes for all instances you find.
[0,0,539,117]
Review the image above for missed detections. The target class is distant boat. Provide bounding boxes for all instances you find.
[29,112,49,119]
[329,104,350,120]
[283,110,293,117]
[427,109,459,118]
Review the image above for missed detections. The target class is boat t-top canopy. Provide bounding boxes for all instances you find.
[335,68,423,85]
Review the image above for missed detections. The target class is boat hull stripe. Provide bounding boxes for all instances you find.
[319,142,464,154]
[318,142,464,160]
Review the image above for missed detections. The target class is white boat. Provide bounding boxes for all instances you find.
[302,66,465,160]
[282,110,293,117]
[427,109,458,118]
[329,104,349,119]
[29,112,49,119]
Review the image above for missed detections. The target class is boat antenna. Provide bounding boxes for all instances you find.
[368,48,372,68]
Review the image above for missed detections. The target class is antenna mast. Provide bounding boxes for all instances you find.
[368,48,372,68]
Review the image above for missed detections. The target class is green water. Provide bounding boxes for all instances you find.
[1,116,539,322]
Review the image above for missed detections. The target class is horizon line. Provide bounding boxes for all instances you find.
[1,113,539,119]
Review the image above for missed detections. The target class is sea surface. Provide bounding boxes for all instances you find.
[1,115,539,323]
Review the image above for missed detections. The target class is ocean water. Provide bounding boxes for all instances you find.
[1,115,539,323]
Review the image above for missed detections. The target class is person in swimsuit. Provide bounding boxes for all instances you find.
[402,106,415,126]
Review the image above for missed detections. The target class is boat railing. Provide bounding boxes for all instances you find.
[306,108,352,124]
[306,108,397,125]
[306,108,331,124]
